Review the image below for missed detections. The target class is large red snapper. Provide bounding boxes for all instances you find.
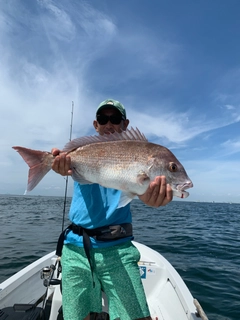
[13,128,193,207]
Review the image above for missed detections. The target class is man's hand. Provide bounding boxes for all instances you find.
[51,148,72,176]
[138,176,173,207]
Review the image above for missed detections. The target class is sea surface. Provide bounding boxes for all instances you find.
[0,195,239,320]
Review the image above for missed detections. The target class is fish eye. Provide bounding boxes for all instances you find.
[169,162,178,172]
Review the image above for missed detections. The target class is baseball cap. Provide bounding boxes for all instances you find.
[96,99,126,119]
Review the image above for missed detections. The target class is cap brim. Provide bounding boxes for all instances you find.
[96,105,124,117]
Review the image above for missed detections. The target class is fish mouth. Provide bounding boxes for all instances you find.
[178,181,194,191]
[172,181,193,199]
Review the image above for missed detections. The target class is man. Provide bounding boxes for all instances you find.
[52,99,172,320]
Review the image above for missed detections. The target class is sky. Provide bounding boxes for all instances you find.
[1,0,240,203]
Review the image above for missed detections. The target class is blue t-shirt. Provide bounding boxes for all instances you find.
[64,182,133,248]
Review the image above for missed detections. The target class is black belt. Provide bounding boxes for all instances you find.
[56,223,132,287]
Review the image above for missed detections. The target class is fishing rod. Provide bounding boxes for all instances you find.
[61,101,74,232]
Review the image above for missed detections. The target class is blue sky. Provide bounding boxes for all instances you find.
[1,0,240,203]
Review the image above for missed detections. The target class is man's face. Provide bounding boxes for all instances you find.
[93,108,129,135]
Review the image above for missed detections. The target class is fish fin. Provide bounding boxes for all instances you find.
[12,146,53,192]
[62,127,148,152]
[117,192,137,209]
[137,171,150,186]
[76,179,93,185]
[72,174,93,185]
[71,168,93,185]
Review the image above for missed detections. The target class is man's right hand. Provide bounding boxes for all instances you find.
[51,148,72,176]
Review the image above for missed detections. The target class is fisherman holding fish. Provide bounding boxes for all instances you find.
[51,99,171,320]
[14,98,193,320]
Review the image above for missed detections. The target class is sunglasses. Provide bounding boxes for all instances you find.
[97,114,124,125]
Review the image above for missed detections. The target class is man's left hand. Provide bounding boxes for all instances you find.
[138,176,173,207]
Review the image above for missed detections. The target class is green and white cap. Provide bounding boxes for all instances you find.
[96,99,126,119]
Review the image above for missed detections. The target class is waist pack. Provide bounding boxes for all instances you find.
[56,223,132,256]
[71,223,132,241]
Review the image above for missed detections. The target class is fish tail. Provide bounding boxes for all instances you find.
[12,146,54,192]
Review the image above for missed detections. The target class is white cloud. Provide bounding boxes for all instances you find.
[220,139,240,156]
[127,106,240,144]
[38,0,76,41]
[225,104,235,110]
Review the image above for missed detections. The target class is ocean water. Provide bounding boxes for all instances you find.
[0,195,239,320]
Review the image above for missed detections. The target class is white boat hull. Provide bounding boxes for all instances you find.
[0,241,207,320]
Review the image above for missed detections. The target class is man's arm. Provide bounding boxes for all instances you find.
[138,176,173,207]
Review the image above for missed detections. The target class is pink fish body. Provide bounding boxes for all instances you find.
[13,128,193,207]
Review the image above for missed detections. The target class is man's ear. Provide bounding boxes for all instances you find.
[123,119,129,130]
[93,120,99,131]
